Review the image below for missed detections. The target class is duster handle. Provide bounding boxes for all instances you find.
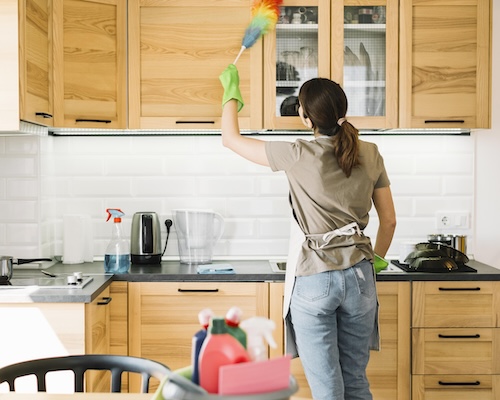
[233,46,246,65]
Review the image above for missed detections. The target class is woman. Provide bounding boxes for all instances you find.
[219,64,396,400]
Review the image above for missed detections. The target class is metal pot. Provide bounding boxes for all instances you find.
[0,256,52,281]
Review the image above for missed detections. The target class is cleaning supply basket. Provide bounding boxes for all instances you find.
[159,371,298,400]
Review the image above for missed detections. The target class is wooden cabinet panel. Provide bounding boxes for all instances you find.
[399,0,491,128]
[412,281,500,328]
[128,0,263,130]
[269,281,411,400]
[412,328,500,375]
[19,0,54,126]
[52,0,127,129]
[412,375,500,400]
[128,281,268,392]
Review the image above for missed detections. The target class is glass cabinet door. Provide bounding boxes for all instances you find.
[264,0,398,130]
[264,0,330,130]
[332,0,398,129]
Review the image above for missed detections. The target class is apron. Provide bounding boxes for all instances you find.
[283,216,380,358]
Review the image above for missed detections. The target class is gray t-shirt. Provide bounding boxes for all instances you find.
[265,136,390,276]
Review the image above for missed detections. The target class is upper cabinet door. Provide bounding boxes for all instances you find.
[19,0,54,126]
[128,0,263,131]
[264,0,330,130]
[399,0,491,129]
[264,0,398,130]
[332,0,399,129]
[52,0,127,129]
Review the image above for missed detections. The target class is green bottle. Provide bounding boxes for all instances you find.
[224,306,247,349]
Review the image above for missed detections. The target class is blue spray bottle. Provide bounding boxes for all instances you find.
[191,308,214,385]
[104,208,130,274]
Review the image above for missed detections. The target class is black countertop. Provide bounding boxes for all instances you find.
[1,259,499,303]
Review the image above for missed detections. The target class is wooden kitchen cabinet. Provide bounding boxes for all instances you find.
[52,0,127,129]
[269,281,411,400]
[399,0,491,129]
[263,0,399,130]
[19,0,54,126]
[411,281,500,399]
[128,0,263,131]
[128,281,269,392]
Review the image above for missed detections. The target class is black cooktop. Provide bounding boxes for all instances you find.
[391,260,477,273]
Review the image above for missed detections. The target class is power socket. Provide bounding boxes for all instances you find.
[435,212,470,229]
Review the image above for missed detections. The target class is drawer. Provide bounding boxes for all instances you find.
[412,281,500,328]
[412,375,500,400]
[413,328,500,375]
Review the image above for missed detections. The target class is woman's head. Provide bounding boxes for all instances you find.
[298,78,360,177]
[298,78,348,136]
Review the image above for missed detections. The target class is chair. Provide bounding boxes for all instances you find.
[0,354,170,393]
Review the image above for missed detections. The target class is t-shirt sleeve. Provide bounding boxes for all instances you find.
[265,140,300,172]
[374,153,390,188]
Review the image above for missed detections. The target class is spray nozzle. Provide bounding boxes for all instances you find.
[240,316,277,361]
[225,306,243,327]
[198,308,214,329]
[106,208,125,223]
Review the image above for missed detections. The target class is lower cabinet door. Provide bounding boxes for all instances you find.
[412,375,500,400]
[269,281,411,400]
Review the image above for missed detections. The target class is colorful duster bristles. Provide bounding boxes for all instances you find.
[233,0,283,65]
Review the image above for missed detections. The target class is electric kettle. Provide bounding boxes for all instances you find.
[131,212,162,264]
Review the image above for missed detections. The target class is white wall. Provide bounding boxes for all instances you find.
[1,132,475,261]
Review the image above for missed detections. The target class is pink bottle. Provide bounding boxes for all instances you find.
[198,317,249,394]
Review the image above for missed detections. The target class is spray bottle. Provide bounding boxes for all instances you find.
[104,208,130,274]
[224,306,247,349]
[191,308,214,385]
[240,316,277,361]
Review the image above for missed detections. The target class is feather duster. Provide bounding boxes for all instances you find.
[233,0,283,65]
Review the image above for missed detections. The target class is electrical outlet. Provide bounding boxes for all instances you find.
[435,212,470,229]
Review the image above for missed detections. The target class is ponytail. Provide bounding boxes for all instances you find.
[331,121,359,177]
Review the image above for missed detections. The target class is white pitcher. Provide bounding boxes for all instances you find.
[172,209,224,264]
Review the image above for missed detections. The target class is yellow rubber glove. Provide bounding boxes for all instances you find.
[219,64,244,112]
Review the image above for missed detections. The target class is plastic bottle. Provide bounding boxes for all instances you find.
[240,316,277,361]
[224,306,247,349]
[104,208,130,274]
[198,317,250,394]
[191,308,214,385]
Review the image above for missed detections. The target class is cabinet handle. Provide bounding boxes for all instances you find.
[438,381,481,386]
[97,296,112,305]
[425,120,465,124]
[175,121,215,124]
[438,287,481,291]
[35,112,53,119]
[177,288,219,293]
[75,119,112,124]
[438,334,480,339]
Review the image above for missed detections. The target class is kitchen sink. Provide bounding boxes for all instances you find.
[270,260,405,274]
[269,260,286,273]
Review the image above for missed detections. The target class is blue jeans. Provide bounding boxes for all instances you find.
[290,259,377,400]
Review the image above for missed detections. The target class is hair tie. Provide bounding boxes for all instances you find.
[337,117,346,126]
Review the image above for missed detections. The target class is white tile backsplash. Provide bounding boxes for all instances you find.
[0,133,476,260]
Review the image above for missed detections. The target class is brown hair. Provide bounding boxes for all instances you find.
[298,78,360,177]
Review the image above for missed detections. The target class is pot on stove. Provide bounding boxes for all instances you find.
[0,256,52,282]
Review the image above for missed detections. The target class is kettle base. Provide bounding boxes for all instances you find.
[131,254,162,265]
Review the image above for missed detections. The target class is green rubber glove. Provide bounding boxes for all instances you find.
[219,64,244,112]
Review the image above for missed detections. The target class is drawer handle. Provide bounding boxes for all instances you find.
[438,381,481,386]
[35,112,53,119]
[438,287,481,291]
[425,120,465,124]
[175,121,215,124]
[97,296,112,305]
[438,334,480,339]
[75,119,112,124]
[178,288,219,293]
